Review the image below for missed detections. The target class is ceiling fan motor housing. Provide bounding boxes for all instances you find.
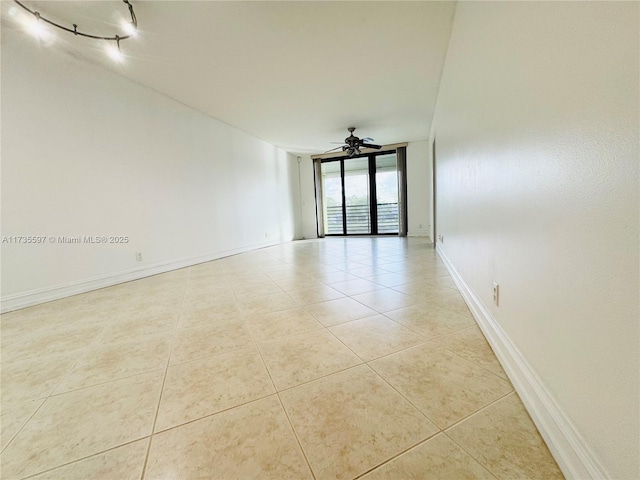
[324,127,381,156]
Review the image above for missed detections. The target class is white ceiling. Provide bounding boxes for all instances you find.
[3,1,456,154]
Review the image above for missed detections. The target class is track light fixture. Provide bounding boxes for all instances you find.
[12,0,138,62]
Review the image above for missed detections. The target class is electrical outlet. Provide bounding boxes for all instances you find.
[438,235,444,243]
[493,282,499,306]
[135,252,142,262]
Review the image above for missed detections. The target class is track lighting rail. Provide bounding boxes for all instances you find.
[13,0,137,45]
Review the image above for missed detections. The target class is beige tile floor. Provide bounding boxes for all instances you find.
[0,237,564,480]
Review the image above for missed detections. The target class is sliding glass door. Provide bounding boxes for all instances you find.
[375,154,399,233]
[320,161,344,235]
[344,157,371,234]
[320,152,400,235]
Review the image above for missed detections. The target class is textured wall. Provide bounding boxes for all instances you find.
[431,2,639,477]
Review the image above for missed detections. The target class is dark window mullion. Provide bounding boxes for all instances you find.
[369,155,378,235]
[340,159,347,235]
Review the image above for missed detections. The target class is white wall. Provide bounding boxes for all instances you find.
[297,154,319,240]
[406,140,432,238]
[1,28,299,311]
[297,142,432,239]
[431,2,638,479]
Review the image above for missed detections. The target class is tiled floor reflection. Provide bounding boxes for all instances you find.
[0,237,563,479]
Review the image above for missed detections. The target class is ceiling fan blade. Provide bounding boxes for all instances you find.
[324,146,345,153]
[361,137,374,142]
[362,143,382,149]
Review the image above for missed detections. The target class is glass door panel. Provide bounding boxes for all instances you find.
[319,152,403,236]
[321,161,344,235]
[375,154,399,233]
[344,157,371,234]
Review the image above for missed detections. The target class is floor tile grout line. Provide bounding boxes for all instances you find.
[315,300,437,363]
[47,366,169,398]
[361,362,443,431]
[380,308,478,339]
[364,347,515,432]
[440,392,523,480]
[18,435,154,480]
[44,324,108,394]
[272,362,366,395]
[440,431,502,480]
[2,323,110,453]
[241,309,325,345]
[232,280,289,303]
[315,312,381,328]
[245,310,318,480]
[248,323,325,348]
[244,317,279,392]
[320,314,373,364]
[443,346,512,384]
[0,396,47,456]
[428,322,481,339]
[350,432,443,480]
[272,401,318,479]
[359,337,437,363]
[442,390,516,433]
[149,392,277,436]
[311,297,448,363]
[247,300,369,389]
[376,311,446,338]
[139,278,188,480]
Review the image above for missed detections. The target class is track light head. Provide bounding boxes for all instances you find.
[12,0,138,62]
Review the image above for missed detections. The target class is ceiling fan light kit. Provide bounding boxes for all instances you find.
[10,0,138,63]
[325,127,382,157]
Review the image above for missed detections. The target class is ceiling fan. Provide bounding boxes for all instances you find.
[325,127,382,157]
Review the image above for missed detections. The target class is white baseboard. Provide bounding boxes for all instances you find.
[1,238,293,314]
[436,245,609,480]
[407,232,432,239]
